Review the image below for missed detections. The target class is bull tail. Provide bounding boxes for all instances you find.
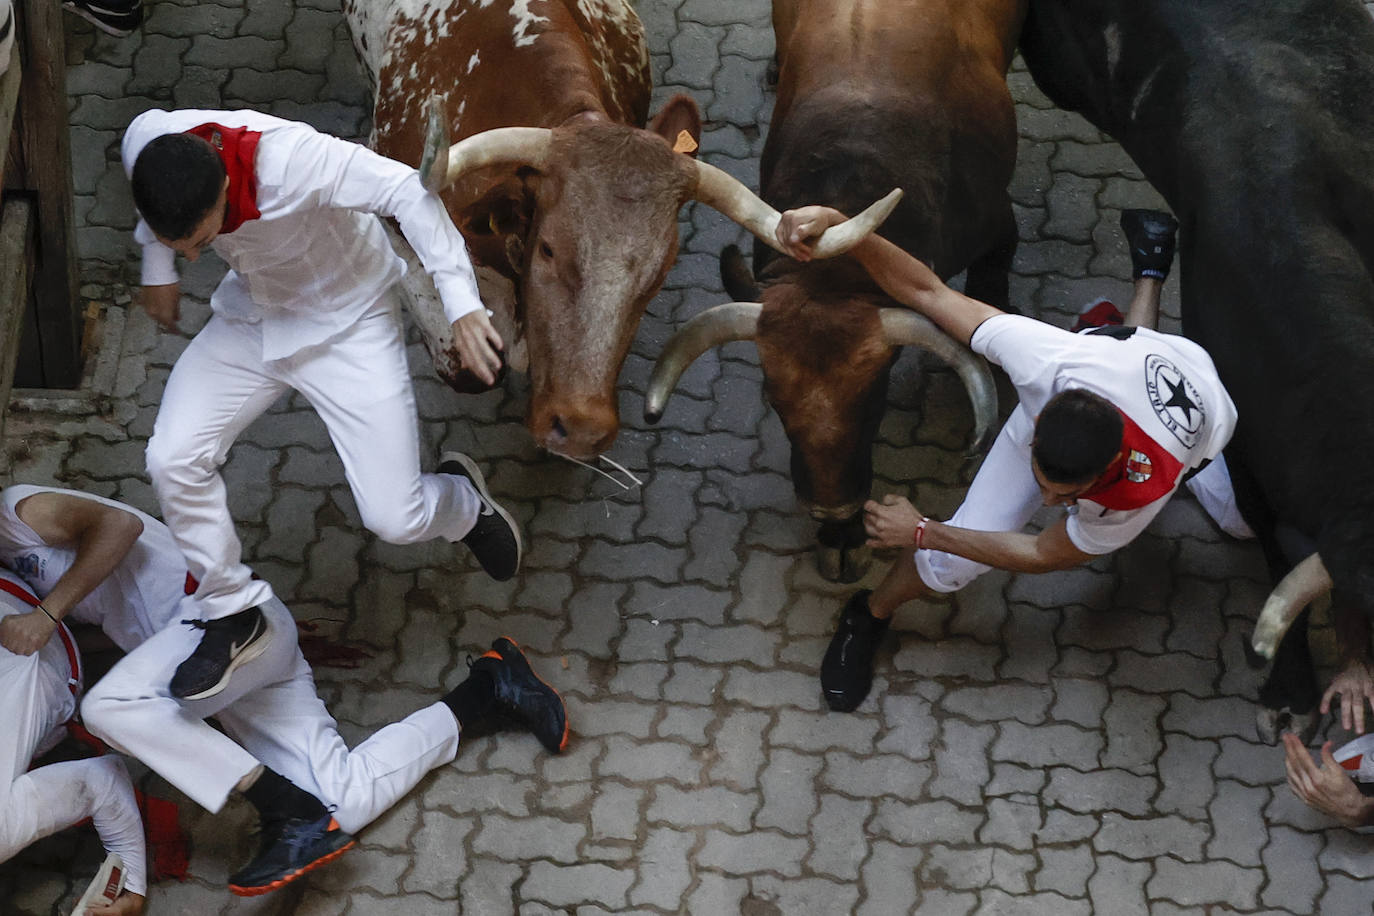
[720,244,760,301]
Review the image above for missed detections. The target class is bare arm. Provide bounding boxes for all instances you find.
[775,206,1005,346]
[13,492,144,619]
[864,495,1094,574]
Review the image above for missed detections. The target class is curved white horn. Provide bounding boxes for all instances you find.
[420,105,553,192]
[693,160,902,259]
[879,310,998,454]
[1250,552,1333,659]
[644,302,762,422]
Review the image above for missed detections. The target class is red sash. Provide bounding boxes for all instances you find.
[0,576,81,700]
[1079,411,1184,511]
[184,122,262,234]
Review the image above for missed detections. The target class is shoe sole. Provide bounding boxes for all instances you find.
[60,0,139,36]
[228,824,356,897]
[491,635,569,753]
[175,615,273,702]
[441,451,523,579]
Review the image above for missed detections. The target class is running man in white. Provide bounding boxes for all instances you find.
[775,207,1239,712]
[0,485,567,897]
[122,108,521,701]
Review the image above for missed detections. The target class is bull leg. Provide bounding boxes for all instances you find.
[1256,606,1322,744]
[961,204,1017,313]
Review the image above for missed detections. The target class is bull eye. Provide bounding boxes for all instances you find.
[539,240,554,259]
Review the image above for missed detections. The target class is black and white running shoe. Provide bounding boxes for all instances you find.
[438,451,522,581]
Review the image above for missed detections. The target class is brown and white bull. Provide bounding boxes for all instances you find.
[644,0,1022,580]
[343,0,897,459]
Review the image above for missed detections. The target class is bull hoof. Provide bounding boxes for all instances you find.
[816,544,870,583]
[1255,706,1321,745]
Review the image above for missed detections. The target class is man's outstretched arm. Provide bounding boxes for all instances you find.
[776,206,1005,346]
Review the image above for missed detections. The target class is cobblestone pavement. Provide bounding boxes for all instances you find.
[2,1,1371,913]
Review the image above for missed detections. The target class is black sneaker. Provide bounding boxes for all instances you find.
[1120,208,1179,281]
[61,0,143,37]
[438,451,522,581]
[228,811,355,897]
[471,636,569,753]
[821,590,890,712]
[169,606,271,700]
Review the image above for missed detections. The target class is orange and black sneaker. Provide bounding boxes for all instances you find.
[477,637,569,754]
[228,811,355,897]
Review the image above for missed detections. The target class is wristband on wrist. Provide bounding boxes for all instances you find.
[36,603,58,623]
[914,517,928,550]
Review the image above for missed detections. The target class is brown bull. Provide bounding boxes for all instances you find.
[647,0,1022,580]
[345,0,897,459]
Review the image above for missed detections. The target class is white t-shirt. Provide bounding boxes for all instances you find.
[971,315,1238,554]
[0,486,189,651]
[122,108,485,361]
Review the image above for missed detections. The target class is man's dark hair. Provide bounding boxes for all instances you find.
[131,133,225,241]
[1032,389,1123,484]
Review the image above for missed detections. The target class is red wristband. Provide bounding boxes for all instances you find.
[914,517,928,550]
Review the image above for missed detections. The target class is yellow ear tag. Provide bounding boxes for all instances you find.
[673,129,698,154]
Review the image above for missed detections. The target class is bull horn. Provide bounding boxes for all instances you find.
[1250,552,1333,660]
[879,309,998,454]
[420,95,553,193]
[693,160,901,259]
[644,302,761,422]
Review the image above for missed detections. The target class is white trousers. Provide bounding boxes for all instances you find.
[1,645,146,894]
[146,294,480,621]
[81,598,461,834]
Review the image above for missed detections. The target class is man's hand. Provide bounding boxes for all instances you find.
[1283,734,1374,828]
[0,609,57,656]
[775,206,848,262]
[140,284,181,331]
[451,310,504,386]
[864,494,924,550]
[1322,658,1374,734]
[87,891,145,915]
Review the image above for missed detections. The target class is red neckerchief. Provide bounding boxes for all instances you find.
[0,576,81,700]
[1078,410,1184,511]
[184,122,262,234]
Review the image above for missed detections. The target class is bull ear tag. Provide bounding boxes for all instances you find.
[672,130,698,154]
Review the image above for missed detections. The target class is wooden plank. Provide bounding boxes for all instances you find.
[0,38,21,191]
[16,0,79,387]
[0,197,35,442]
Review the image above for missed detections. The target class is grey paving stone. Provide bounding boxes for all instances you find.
[707,708,770,788]
[601,736,701,786]
[1146,858,1263,910]
[1043,766,1156,816]
[806,794,872,880]
[696,828,807,877]
[941,684,1053,725]
[823,752,932,803]
[979,797,1042,851]
[722,667,823,711]
[1094,812,1209,861]
[1089,854,1152,916]
[1207,779,1270,866]
[628,827,696,908]
[872,799,984,846]
[993,721,1104,769]
[1155,734,1220,818]
[1260,825,1325,912]
[1102,689,1166,769]
[1109,649,1220,698]
[1035,843,1095,897]
[772,709,880,754]
[929,721,995,806]
[471,814,584,864]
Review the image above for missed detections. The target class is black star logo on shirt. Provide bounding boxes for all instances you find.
[1163,377,1199,423]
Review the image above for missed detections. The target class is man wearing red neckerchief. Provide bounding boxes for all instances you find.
[776,206,1240,713]
[120,110,522,710]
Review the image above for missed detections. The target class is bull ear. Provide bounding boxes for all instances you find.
[650,94,702,159]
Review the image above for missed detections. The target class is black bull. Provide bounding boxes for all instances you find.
[1020,0,1374,736]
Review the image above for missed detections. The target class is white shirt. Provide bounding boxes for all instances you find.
[972,315,1238,554]
[0,486,189,651]
[122,108,484,361]
[0,569,148,895]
